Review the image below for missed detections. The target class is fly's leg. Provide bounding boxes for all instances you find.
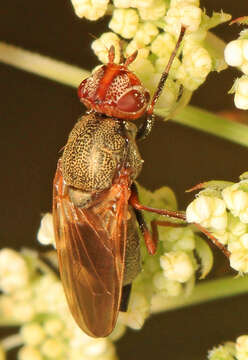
[130,183,230,258]
[136,25,186,141]
[150,220,187,248]
[130,183,186,221]
[130,183,186,255]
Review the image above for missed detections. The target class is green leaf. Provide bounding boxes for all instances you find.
[195,235,213,279]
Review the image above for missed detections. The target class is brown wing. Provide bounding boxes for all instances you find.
[53,160,130,337]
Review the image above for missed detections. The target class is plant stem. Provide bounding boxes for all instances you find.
[0,42,89,87]
[1,334,23,350]
[156,105,248,148]
[151,275,248,313]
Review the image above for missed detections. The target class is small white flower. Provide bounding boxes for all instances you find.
[176,45,212,90]
[41,338,66,358]
[37,213,55,246]
[228,214,247,237]
[236,335,248,360]
[0,249,30,293]
[186,195,227,232]
[234,76,248,110]
[240,233,248,249]
[18,345,43,360]
[165,2,202,36]
[20,323,45,346]
[12,301,35,322]
[138,0,166,21]
[224,40,245,67]
[151,33,176,58]
[91,32,121,64]
[109,9,139,39]
[222,182,248,222]
[208,344,235,360]
[134,22,159,45]
[43,318,64,336]
[160,251,194,283]
[70,0,109,21]
[230,250,248,273]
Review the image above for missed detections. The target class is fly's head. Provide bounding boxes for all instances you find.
[78,48,150,120]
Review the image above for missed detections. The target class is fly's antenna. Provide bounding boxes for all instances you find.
[136,25,187,141]
[147,25,186,117]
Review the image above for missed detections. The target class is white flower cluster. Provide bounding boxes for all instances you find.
[0,249,118,360]
[186,175,248,273]
[224,30,248,110]
[208,334,248,360]
[70,0,230,118]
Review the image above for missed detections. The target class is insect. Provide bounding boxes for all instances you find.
[53,26,186,338]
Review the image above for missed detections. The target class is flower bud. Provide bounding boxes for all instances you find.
[160,251,194,283]
[208,344,235,360]
[41,338,66,358]
[165,3,202,36]
[222,182,248,222]
[109,9,139,39]
[186,195,227,232]
[43,318,64,336]
[151,33,176,58]
[230,250,248,273]
[138,0,166,21]
[236,335,248,360]
[176,45,212,90]
[224,40,244,67]
[70,0,109,21]
[37,213,55,247]
[18,346,42,360]
[21,323,45,346]
[135,22,158,45]
[0,249,30,293]
[91,32,121,64]
[234,76,248,110]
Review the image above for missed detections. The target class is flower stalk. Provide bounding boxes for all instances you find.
[151,274,248,314]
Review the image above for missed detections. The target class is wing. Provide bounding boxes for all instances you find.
[53,160,130,337]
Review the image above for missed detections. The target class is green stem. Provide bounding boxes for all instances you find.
[156,105,248,148]
[1,334,23,351]
[0,42,89,87]
[151,275,248,313]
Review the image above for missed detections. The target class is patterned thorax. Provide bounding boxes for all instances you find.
[62,113,143,192]
[78,63,150,120]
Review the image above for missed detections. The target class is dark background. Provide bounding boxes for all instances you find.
[1,1,248,359]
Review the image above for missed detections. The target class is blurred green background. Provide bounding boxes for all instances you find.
[1,1,248,359]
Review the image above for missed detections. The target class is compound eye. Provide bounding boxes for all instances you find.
[117,89,150,113]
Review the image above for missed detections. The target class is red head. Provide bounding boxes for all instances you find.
[78,47,150,120]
